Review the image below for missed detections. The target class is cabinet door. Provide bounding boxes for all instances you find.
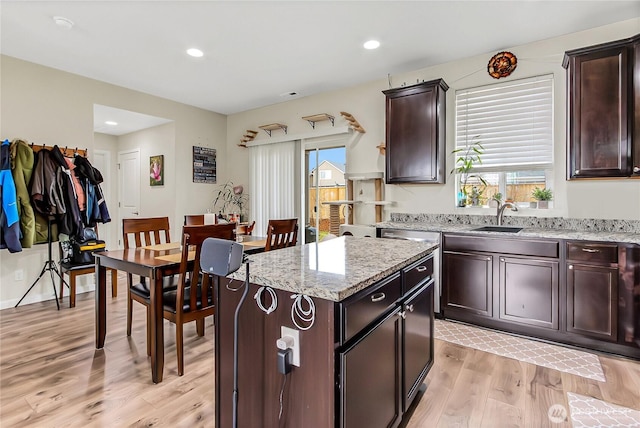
[567,263,618,342]
[499,257,559,330]
[567,45,631,178]
[634,40,640,176]
[402,279,434,412]
[384,80,447,184]
[443,251,493,317]
[338,307,402,428]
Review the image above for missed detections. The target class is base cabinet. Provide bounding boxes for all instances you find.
[338,307,402,428]
[443,251,493,317]
[337,256,435,428]
[443,234,560,334]
[499,256,559,329]
[566,241,619,342]
[402,280,434,411]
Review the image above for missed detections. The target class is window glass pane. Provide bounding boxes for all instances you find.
[506,171,546,202]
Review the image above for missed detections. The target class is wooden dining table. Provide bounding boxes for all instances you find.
[94,237,267,383]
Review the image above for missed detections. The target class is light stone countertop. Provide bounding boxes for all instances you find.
[376,221,640,244]
[228,236,438,302]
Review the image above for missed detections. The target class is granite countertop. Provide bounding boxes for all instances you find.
[376,221,640,244]
[228,236,437,302]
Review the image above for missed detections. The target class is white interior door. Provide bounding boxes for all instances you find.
[118,149,140,248]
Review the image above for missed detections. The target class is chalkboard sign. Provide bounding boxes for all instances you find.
[193,146,217,183]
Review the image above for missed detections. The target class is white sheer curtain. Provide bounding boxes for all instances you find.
[249,141,296,237]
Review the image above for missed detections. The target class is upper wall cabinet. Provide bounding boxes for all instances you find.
[383,79,448,184]
[563,34,640,179]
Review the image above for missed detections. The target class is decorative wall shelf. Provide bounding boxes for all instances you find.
[238,129,258,147]
[259,123,288,136]
[302,113,335,129]
[340,111,366,133]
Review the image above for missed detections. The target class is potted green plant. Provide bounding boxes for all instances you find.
[451,138,487,207]
[531,187,553,209]
[213,181,250,221]
[488,192,502,208]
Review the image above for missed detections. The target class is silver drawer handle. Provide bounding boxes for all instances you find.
[397,311,406,319]
[406,304,414,312]
[581,248,600,253]
[569,265,574,270]
[371,292,386,303]
[416,266,427,272]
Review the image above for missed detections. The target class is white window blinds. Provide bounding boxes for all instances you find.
[455,74,553,171]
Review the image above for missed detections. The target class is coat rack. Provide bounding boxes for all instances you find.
[14,143,88,309]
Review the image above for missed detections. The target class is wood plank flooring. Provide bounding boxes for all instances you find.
[1,273,639,427]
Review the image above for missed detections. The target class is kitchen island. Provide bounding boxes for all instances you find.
[214,236,438,428]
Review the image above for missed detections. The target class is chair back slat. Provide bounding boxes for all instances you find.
[122,217,171,248]
[176,224,236,316]
[264,218,298,252]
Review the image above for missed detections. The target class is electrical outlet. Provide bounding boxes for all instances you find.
[14,269,24,281]
[280,326,300,367]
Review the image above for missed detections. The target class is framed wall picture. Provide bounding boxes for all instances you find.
[193,146,217,183]
[150,155,164,186]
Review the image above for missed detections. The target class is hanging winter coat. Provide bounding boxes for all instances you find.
[0,139,22,252]
[9,139,35,248]
[73,155,110,225]
[49,146,84,239]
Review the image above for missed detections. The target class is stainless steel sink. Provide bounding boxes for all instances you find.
[473,226,523,233]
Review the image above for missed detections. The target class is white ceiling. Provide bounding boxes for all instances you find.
[2,1,639,133]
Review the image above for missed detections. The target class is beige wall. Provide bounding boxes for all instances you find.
[227,18,640,225]
[0,55,226,308]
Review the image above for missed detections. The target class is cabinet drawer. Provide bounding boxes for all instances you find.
[403,255,433,294]
[444,234,559,258]
[342,273,402,343]
[567,242,617,264]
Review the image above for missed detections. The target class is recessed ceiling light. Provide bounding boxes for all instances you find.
[53,16,74,30]
[363,40,380,50]
[186,48,204,58]
[105,121,118,126]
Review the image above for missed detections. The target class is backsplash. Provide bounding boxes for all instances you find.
[389,213,640,234]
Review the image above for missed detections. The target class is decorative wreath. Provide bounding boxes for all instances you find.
[487,51,517,79]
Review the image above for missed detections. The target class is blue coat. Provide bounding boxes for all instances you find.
[0,139,22,252]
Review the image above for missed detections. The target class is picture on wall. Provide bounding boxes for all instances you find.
[150,155,164,186]
[193,146,217,183]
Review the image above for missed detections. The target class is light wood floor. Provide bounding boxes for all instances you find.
[1,273,639,427]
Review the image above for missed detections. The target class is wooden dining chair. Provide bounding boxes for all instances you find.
[58,227,117,308]
[122,216,173,355]
[184,214,205,225]
[264,218,298,251]
[162,223,236,375]
[237,220,256,236]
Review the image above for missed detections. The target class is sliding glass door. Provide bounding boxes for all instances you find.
[305,146,346,243]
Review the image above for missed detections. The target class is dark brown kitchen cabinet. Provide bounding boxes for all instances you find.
[442,234,560,332]
[566,241,619,342]
[402,280,434,412]
[337,256,436,428]
[499,256,559,330]
[563,34,639,179]
[338,306,402,428]
[634,39,640,175]
[383,79,448,184]
[443,251,493,317]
